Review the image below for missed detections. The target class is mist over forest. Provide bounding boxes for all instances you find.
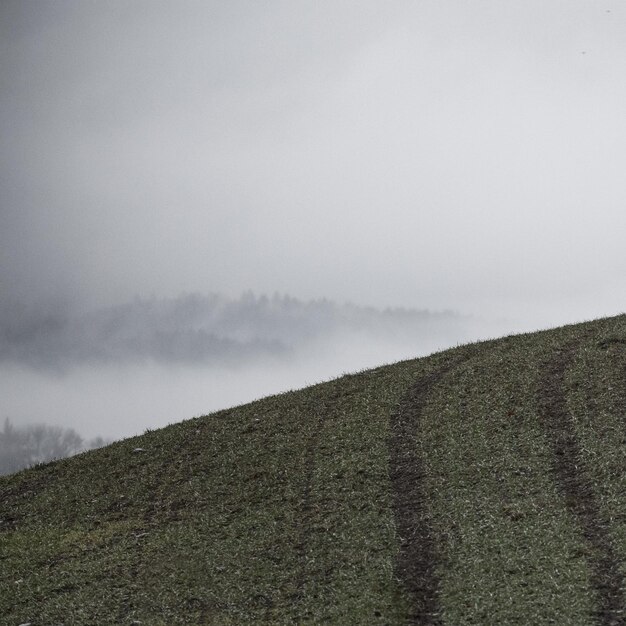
[0,291,487,448]
[0,291,473,372]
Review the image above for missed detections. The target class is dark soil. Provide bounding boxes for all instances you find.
[538,341,626,626]
[388,356,471,625]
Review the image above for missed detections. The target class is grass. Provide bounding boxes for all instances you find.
[1,315,626,624]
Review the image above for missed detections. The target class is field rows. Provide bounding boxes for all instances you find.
[1,316,626,623]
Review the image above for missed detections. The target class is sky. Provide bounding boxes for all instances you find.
[1,1,625,441]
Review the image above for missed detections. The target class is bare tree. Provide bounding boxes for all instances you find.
[0,418,109,475]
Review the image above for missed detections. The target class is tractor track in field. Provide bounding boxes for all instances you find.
[291,395,333,611]
[389,354,473,626]
[538,339,626,626]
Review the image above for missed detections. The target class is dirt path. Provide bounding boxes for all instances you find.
[538,340,625,626]
[389,356,471,626]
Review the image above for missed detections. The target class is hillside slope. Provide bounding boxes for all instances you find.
[2,315,626,625]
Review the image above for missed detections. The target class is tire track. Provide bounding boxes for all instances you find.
[389,355,472,626]
[291,395,333,609]
[538,340,625,626]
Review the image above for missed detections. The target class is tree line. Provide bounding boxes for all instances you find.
[0,418,110,476]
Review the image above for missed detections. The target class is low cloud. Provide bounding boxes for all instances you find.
[0,291,489,442]
[0,291,474,372]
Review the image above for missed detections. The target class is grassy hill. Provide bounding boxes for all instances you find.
[2,314,626,625]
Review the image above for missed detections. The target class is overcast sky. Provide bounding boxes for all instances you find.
[2,1,626,444]
[2,0,625,330]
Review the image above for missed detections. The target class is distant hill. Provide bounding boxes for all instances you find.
[2,314,626,624]
[0,292,472,371]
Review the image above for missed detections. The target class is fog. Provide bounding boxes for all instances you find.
[0,292,493,440]
[2,2,625,442]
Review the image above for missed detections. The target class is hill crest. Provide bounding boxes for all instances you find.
[2,314,626,624]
